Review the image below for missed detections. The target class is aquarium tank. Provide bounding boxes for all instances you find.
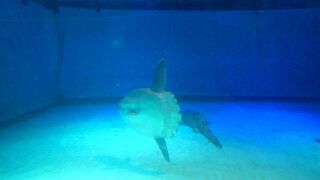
[0,0,320,179]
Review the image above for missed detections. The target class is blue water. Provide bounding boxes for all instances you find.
[1,1,320,179]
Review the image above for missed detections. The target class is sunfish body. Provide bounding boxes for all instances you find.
[119,59,222,162]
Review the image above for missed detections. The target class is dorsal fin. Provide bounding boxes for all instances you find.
[151,59,166,92]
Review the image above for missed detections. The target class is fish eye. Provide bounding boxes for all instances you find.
[126,108,140,115]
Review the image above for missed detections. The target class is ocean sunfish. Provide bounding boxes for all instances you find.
[119,59,222,162]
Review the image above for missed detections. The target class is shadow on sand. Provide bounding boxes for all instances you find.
[96,155,163,177]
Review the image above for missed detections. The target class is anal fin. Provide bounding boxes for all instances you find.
[154,138,170,162]
[181,110,222,149]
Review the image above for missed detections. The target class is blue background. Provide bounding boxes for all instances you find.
[0,1,59,122]
[1,0,320,121]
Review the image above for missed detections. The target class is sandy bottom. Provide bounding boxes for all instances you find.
[0,101,319,180]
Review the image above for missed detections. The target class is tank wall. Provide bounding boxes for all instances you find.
[59,9,320,98]
[0,0,59,122]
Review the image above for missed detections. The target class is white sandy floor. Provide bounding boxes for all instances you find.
[0,101,319,180]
